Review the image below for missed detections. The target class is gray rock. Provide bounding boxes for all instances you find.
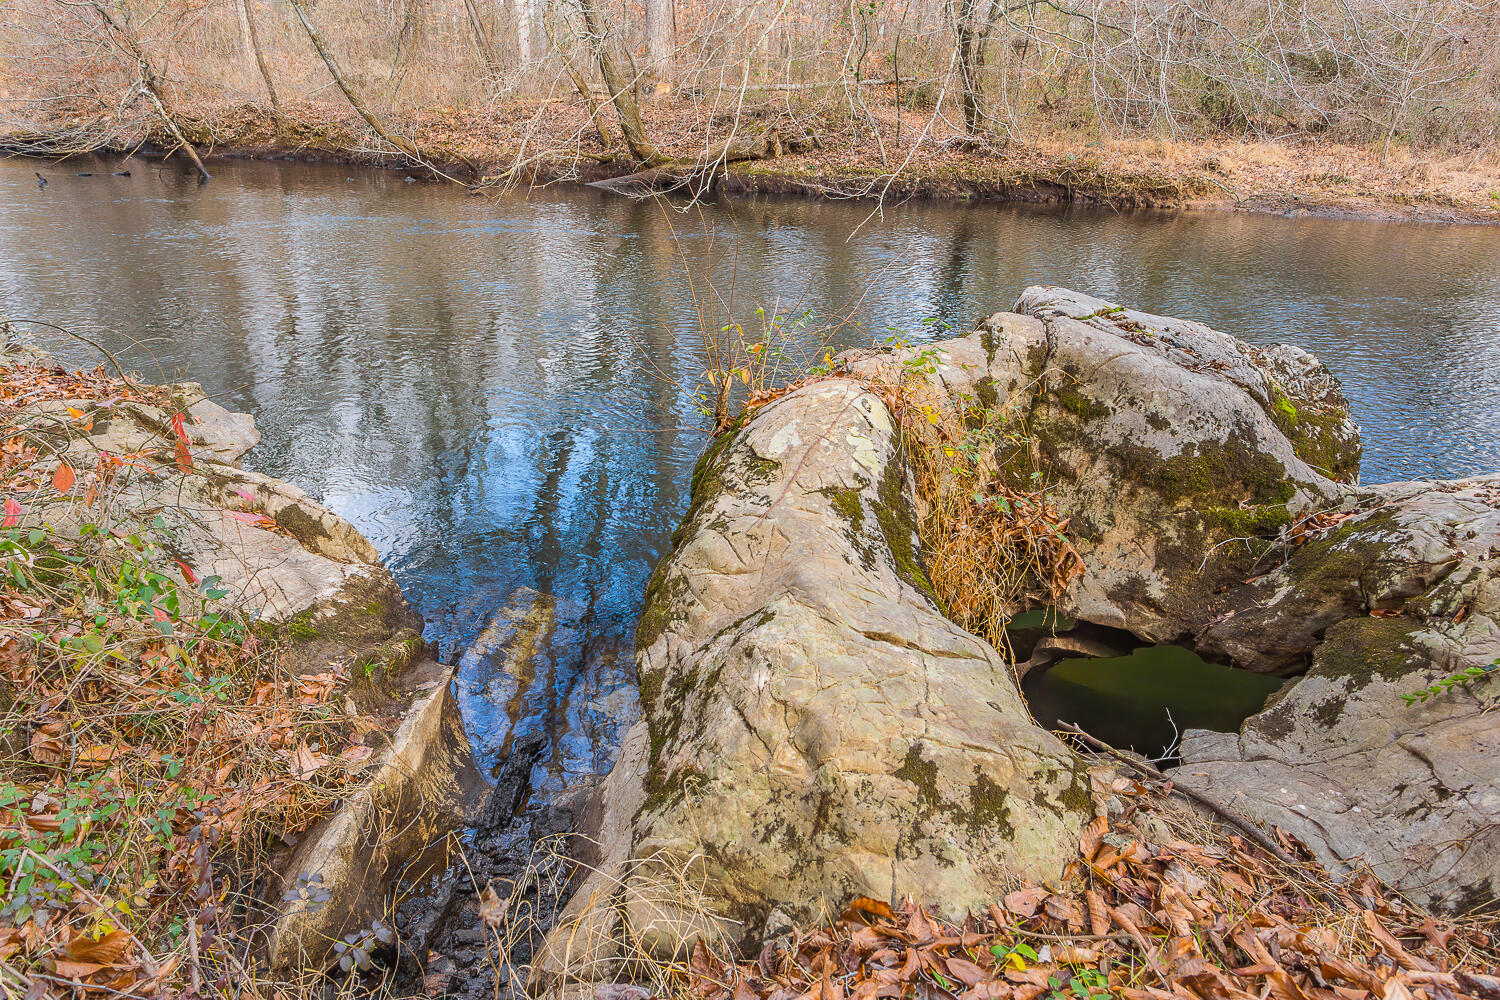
[1001,288,1497,912]
[537,379,1099,978]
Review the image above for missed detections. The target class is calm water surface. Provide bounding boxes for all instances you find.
[4,155,1499,756]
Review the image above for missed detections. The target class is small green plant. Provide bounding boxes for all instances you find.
[1403,657,1498,705]
[1049,966,1113,1000]
[990,940,1040,970]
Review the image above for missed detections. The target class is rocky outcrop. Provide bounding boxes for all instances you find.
[1169,476,1500,912]
[0,337,483,969]
[541,286,1494,979]
[931,288,1494,913]
[537,379,1100,977]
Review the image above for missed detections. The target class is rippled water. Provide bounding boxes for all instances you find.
[4,154,1499,755]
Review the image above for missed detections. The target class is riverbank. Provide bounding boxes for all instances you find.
[0,325,478,995]
[16,99,1500,223]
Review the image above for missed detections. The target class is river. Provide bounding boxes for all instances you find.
[3,153,1499,763]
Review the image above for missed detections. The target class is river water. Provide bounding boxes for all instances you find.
[4,154,1500,761]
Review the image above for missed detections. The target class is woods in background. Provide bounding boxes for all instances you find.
[1,0,1497,175]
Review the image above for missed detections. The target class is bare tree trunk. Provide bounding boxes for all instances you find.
[387,0,427,100]
[517,0,532,67]
[88,1,211,182]
[287,0,420,159]
[577,0,662,163]
[236,0,254,59]
[542,5,619,149]
[644,0,673,97]
[460,0,502,77]
[952,0,1002,134]
[241,0,283,114]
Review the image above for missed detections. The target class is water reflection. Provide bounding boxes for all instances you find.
[2,155,1498,751]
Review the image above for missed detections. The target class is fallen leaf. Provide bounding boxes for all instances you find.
[76,744,123,765]
[66,929,131,966]
[1003,887,1047,919]
[478,882,509,929]
[844,896,896,924]
[289,742,331,780]
[52,461,74,494]
[53,959,108,979]
[1079,814,1109,861]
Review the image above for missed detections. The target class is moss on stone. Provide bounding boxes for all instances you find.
[823,487,866,532]
[269,502,334,550]
[966,771,1016,841]
[1053,384,1113,422]
[1198,503,1294,538]
[893,743,942,810]
[1111,431,1296,507]
[873,455,944,611]
[1307,616,1419,690]
[350,629,423,697]
[635,558,690,655]
[1265,387,1360,482]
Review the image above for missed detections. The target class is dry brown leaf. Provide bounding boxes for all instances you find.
[289,741,331,780]
[1003,887,1047,919]
[75,744,122,765]
[1079,814,1109,861]
[843,897,896,924]
[53,959,107,979]
[478,883,508,928]
[945,958,987,987]
[1363,911,1438,973]
[65,929,131,966]
[1085,889,1110,937]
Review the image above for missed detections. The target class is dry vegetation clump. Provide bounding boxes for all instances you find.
[668,777,1500,1000]
[729,333,1084,658]
[0,352,390,996]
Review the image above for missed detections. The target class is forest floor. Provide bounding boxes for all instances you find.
[152,94,1500,222]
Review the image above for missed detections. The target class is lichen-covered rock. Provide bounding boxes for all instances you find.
[1014,287,1361,483]
[1,344,482,968]
[1173,477,1500,912]
[268,657,484,970]
[899,290,1495,913]
[539,380,1098,974]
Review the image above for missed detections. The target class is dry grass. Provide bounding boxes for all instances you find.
[0,334,402,997]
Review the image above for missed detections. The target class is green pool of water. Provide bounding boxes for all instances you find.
[1021,644,1283,760]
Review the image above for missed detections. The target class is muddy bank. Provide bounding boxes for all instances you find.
[10,101,1500,223]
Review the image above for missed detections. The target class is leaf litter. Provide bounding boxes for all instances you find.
[676,778,1499,1000]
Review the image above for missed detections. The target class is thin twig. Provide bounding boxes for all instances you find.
[1056,722,1296,865]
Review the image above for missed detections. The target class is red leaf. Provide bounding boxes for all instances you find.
[174,559,198,584]
[53,462,75,494]
[2,499,20,528]
[171,412,194,471]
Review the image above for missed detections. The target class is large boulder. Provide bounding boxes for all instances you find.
[543,286,1496,977]
[538,379,1099,975]
[921,287,1495,913]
